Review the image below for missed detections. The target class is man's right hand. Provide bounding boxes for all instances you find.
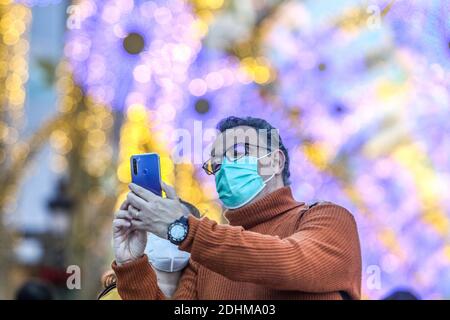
[113,201,147,266]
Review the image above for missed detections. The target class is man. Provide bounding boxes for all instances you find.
[112,116,362,299]
[100,199,201,299]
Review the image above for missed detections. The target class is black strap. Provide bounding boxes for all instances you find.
[97,282,117,300]
[340,291,352,300]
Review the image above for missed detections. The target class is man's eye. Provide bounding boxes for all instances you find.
[233,144,246,156]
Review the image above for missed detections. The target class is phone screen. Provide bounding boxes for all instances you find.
[130,153,162,196]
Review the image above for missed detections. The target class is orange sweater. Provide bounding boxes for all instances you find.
[112,187,362,300]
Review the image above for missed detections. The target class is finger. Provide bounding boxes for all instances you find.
[161,181,178,200]
[130,219,146,230]
[120,199,130,210]
[113,218,131,231]
[129,183,158,202]
[115,209,132,220]
[126,192,147,210]
[128,205,141,220]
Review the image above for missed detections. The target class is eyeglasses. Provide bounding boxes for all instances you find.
[202,143,269,175]
[202,143,250,175]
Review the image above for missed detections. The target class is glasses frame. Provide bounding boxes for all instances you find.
[202,142,270,175]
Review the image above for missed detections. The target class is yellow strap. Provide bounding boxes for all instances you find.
[99,287,122,300]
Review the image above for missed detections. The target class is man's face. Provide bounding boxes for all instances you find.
[206,125,279,178]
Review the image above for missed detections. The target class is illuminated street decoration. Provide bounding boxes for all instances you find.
[14,0,62,6]
[61,0,450,299]
[259,0,450,299]
[65,0,202,111]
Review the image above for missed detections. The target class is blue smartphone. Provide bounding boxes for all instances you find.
[130,153,162,196]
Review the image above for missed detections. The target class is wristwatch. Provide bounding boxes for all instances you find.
[167,215,189,245]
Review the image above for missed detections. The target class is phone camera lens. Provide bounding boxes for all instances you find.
[133,158,138,175]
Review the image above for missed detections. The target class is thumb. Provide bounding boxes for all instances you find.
[161,181,178,200]
[119,199,130,210]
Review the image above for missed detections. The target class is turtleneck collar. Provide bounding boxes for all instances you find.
[224,186,305,229]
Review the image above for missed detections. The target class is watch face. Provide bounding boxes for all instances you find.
[171,223,186,240]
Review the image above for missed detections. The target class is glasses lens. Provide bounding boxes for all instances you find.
[226,143,247,161]
[203,159,221,175]
[211,162,221,174]
[203,160,212,174]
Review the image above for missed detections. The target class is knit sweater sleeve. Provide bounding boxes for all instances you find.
[179,204,361,296]
[111,255,199,300]
[173,260,199,299]
[112,255,165,300]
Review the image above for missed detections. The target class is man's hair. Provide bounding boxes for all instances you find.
[216,116,291,185]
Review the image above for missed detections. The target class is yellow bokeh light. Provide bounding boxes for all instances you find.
[204,0,224,10]
[302,142,329,170]
[253,65,271,84]
[393,144,449,236]
[87,129,106,147]
[191,18,209,38]
[117,162,131,183]
[240,56,274,85]
[444,245,450,261]
[126,103,148,122]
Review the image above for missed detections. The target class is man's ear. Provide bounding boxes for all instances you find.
[273,149,285,175]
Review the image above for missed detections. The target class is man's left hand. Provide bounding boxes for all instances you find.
[126,182,185,239]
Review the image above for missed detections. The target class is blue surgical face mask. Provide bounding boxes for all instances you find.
[215,153,275,209]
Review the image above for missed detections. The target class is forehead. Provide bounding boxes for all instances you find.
[211,125,269,156]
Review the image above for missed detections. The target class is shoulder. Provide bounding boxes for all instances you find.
[298,201,357,228]
[292,202,360,246]
[306,200,331,209]
[306,201,353,216]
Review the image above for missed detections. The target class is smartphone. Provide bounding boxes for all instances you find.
[130,153,162,196]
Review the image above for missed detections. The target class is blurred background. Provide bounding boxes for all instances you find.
[0,0,449,299]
